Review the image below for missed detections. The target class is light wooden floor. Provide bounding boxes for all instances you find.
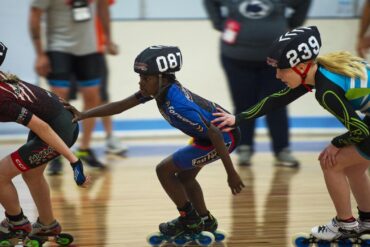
[0,138,361,247]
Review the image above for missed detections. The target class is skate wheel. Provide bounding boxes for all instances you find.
[360,234,370,247]
[25,238,42,247]
[317,239,331,247]
[173,234,188,246]
[213,229,227,242]
[55,233,74,246]
[337,238,353,247]
[146,232,163,246]
[291,233,311,247]
[0,240,12,247]
[195,231,215,246]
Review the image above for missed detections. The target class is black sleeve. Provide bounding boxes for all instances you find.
[203,0,224,31]
[286,0,312,29]
[315,74,370,147]
[134,91,153,104]
[235,85,309,126]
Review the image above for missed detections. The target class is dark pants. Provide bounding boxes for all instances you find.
[221,54,289,154]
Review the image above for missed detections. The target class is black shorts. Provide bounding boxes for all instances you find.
[10,109,79,171]
[356,137,370,160]
[69,55,109,101]
[46,51,104,88]
[357,117,370,160]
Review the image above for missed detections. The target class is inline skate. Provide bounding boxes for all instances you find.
[202,212,227,243]
[29,219,74,246]
[0,217,42,247]
[147,214,215,246]
[292,217,370,246]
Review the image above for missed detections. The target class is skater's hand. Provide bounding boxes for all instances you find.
[60,98,83,122]
[71,159,90,187]
[211,108,236,132]
[318,144,340,169]
[227,172,245,195]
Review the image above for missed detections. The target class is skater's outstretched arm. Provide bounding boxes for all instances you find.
[207,123,245,195]
[63,91,146,122]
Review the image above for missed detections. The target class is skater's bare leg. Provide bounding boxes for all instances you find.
[156,155,189,208]
[177,168,208,215]
[320,146,369,220]
[22,163,55,225]
[0,156,23,215]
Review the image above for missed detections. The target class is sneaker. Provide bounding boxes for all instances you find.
[275,148,299,168]
[311,217,359,241]
[106,136,128,154]
[358,218,370,234]
[47,157,63,176]
[75,148,105,169]
[30,218,61,237]
[238,145,253,166]
[0,217,31,237]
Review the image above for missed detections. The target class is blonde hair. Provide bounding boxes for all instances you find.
[316,51,366,79]
[0,71,20,84]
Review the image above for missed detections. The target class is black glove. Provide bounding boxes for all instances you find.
[71,159,86,186]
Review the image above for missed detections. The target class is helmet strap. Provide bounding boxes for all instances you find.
[153,74,163,99]
[292,62,312,92]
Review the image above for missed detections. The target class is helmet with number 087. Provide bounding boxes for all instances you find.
[267,26,321,69]
[134,45,183,75]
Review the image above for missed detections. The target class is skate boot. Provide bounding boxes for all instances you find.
[202,212,218,233]
[238,145,253,167]
[311,217,359,241]
[30,218,62,237]
[274,148,299,168]
[0,216,32,245]
[29,219,74,246]
[48,156,63,175]
[152,215,215,246]
[148,215,215,246]
[30,218,74,246]
[75,148,106,169]
[159,214,204,236]
[202,212,226,242]
[358,218,370,234]
[147,202,215,246]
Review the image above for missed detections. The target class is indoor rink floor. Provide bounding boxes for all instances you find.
[0,135,357,247]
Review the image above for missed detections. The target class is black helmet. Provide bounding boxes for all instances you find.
[0,42,7,66]
[134,45,182,75]
[267,26,321,69]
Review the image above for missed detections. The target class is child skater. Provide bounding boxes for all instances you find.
[212,26,370,241]
[0,42,88,242]
[64,45,245,236]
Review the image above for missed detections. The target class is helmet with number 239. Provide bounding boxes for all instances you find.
[267,26,321,69]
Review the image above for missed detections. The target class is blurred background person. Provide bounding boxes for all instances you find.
[68,0,127,157]
[29,0,109,174]
[204,0,312,167]
[357,0,370,58]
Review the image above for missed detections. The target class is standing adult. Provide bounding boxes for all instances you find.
[204,0,312,167]
[68,0,127,156]
[29,0,108,174]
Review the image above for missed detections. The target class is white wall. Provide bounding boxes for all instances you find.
[105,19,360,120]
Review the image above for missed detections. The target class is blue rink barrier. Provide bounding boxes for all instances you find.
[0,116,345,139]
